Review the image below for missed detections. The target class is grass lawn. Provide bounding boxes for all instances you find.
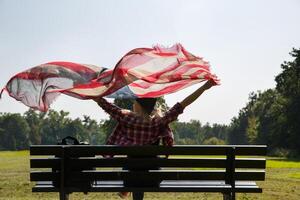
[0,151,299,200]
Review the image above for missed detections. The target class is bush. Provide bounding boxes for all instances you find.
[269,148,291,157]
[202,137,226,145]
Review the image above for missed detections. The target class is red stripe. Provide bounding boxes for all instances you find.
[184,63,210,71]
[114,54,154,77]
[189,70,207,79]
[96,70,113,81]
[180,44,200,61]
[59,90,90,99]
[46,61,96,74]
[136,79,193,98]
[49,80,106,93]
[129,81,152,89]
[0,87,7,98]
[100,78,127,97]
[139,60,184,83]
[124,48,152,57]
[9,72,59,80]
[158,65,208,81]
[153,52,177,56]
[72,81,103,89]
[141,64,208,83]
[130,67,208,90]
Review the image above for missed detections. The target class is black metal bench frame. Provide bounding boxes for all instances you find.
[30,145,267,200]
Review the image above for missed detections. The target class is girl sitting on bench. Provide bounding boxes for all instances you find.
[94,79,218,199]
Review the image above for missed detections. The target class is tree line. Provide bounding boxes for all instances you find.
[0,98,227,150]
[0,48,299,157]
[0,110,106,150]
[227,48,300,157]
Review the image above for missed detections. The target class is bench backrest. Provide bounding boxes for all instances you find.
[30,145,266,190]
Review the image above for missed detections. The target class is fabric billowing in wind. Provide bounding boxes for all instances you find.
[1,44,219,111]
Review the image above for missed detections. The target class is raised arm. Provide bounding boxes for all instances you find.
[179,79,217,109]
[93,97,129,121]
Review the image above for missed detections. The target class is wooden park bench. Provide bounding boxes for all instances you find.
[30,145,267,200]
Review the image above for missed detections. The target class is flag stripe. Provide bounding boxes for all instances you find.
[46,61,96,75]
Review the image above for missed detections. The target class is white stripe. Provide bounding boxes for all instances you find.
[82,64,103,72]
[68,86,108,96]
[180,67,205,79]
[129,82,176,95]
[197,72,208,79]
[158,60,209,79]
[128,79,202,95]
[127,56,179,78]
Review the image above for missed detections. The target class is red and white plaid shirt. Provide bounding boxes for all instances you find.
[97,98,184,146]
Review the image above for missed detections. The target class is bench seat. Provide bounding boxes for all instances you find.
[33,180,261,193]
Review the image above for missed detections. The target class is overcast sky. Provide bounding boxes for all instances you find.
[0,0,300,125]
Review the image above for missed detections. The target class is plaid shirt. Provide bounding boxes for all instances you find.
[97,98,184,146]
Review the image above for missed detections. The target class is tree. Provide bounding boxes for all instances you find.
[24,109,46,145]
[275,48,300,154]
[226,48,300,156]
[40,110,70,144]
[202,123,228,142]
[82,115,104,144]
[0,127,6,150]
[62,118,87,142]
[228,109,249,145]
[250,89,287,149]
[171,121,200,144]
[0,113,30,150]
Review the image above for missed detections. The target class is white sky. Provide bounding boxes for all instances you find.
[0,0,299,125]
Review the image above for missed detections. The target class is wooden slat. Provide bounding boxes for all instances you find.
[30,169,265,183]
[68,158,226,169]
[65,145,229,156]
[30,158,61,168]
[234,146,267,156]
[68,157,266,169]
[32,185,59,192]
[235,170,265,181]
[90,184,262,193]
[69,170,265,181]
[90,184,232,193]
[63,145,267,157]
[30,146,62,156]
[30,145,267,156]
[30,171,59,181]
[30,157,266,170]
[236,158,266,169]
[70,170,226,181]
[32,180,262,193]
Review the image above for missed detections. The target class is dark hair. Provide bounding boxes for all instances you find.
[135,98,157,115]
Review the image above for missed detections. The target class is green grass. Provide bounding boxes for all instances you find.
[0,151,300,200]
[267,158,300,168]
[289,172,300,179]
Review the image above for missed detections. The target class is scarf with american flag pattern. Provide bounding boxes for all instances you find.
[1,44,219,111]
